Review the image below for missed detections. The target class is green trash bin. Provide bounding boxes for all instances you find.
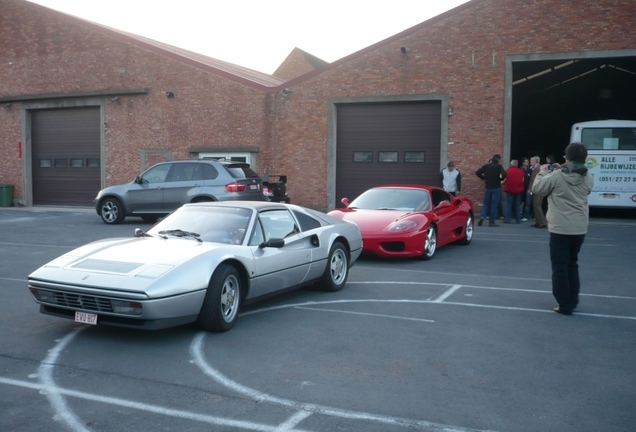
[0,184,14,207]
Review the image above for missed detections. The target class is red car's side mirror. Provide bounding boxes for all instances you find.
[434,201,451,210]
[341,197,350,208]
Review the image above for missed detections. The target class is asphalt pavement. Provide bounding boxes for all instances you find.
[1,206,635,432]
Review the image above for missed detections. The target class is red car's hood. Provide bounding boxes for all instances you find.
[332,209,427,233]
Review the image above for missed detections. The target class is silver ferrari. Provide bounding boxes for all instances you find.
[28,202,362,332]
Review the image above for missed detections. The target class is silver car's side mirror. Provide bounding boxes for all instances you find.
[259,238,285,249]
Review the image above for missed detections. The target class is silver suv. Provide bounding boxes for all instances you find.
[95,160,264,224]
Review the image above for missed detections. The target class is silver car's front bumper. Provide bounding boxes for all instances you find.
[29,281,207,330]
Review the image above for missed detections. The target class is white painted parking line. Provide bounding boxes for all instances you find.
[436,301,636,320]
[295,306,435,323]
[353,266,553,282]
[191,333,495,432]
[275,411,313,431]
[7,279,632,432]
[0,241,72,248]
[432,284,462,303]
[242,296,636,320]
[0,376,312,432]
[37,329,89,432]
[0,276,28,283]
[351,281,636,302]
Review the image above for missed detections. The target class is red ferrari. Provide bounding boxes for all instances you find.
[328,185,474,260]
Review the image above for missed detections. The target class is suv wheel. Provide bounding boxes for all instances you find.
[100,198,125,224]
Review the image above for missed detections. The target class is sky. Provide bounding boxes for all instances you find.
[27,0,470,74]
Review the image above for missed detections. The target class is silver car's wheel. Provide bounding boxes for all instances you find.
[198,264,241,332]
[457,213,473,245]
[419,225,437,260]
[100,198,125,224]
[318,241,349,292]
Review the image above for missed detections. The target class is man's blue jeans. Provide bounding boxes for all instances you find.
[524,191,534,219]
[505,193,522,223]
[480,187,501,224]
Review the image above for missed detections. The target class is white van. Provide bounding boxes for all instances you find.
[570,120,636,208]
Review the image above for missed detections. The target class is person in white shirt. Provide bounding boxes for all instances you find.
[439,161,461,196]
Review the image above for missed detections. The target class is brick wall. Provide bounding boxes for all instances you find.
[0,0,269,203]
[2,0,636,210]
[270,0,636,209]
[273,48,324,81]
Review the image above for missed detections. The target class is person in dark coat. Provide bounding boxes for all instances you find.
[475,154,507,227]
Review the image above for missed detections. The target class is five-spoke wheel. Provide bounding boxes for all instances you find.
[100,198,125,224]
[198,264,242,332]
[419,225,437,260]
[318,241,349,292]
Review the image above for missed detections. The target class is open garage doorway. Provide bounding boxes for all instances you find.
[506,50,636,164]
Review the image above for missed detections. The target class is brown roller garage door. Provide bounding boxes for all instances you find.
[335,101,441,202]
[31,107,101,206]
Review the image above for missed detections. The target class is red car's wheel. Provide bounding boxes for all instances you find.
[418,225,437,260]
[457,213,473,245]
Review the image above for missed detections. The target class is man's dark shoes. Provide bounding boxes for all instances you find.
[553,306,572,315]
[478,218,484,226]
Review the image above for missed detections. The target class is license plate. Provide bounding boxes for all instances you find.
[75,311,97,325]
[601,193,618,199]
[250,184,258,190]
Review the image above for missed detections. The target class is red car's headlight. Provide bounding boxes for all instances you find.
[388,220,419,232]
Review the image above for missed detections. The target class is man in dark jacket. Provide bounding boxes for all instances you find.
[475,155,507,227]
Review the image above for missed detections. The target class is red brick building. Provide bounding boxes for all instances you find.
[1,0,635,210]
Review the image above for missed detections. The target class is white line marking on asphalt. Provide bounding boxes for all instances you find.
[37,329,90,432]
[275,411,313,431]
[0,277,27,283]
[294,306,435,322]
[432,284,462,303]
[350,281,636,301]
[191,333,494,432]
[0,376,312,432]
[352,265,553,282]
[0,241,72,248]
[242,297,636,321]
[436,301,636,320]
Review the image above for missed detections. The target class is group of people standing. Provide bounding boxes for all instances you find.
[441,145,593,316]
[438,154,552,228]
[440,143,594,315]
[468,153,558,227]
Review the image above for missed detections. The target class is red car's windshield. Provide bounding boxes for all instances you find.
[349,188,430,211]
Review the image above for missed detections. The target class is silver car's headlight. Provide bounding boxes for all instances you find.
[111,300,143,316]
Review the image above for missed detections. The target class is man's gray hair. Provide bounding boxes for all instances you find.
[531,156,540,163]
[510,159,518,166]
